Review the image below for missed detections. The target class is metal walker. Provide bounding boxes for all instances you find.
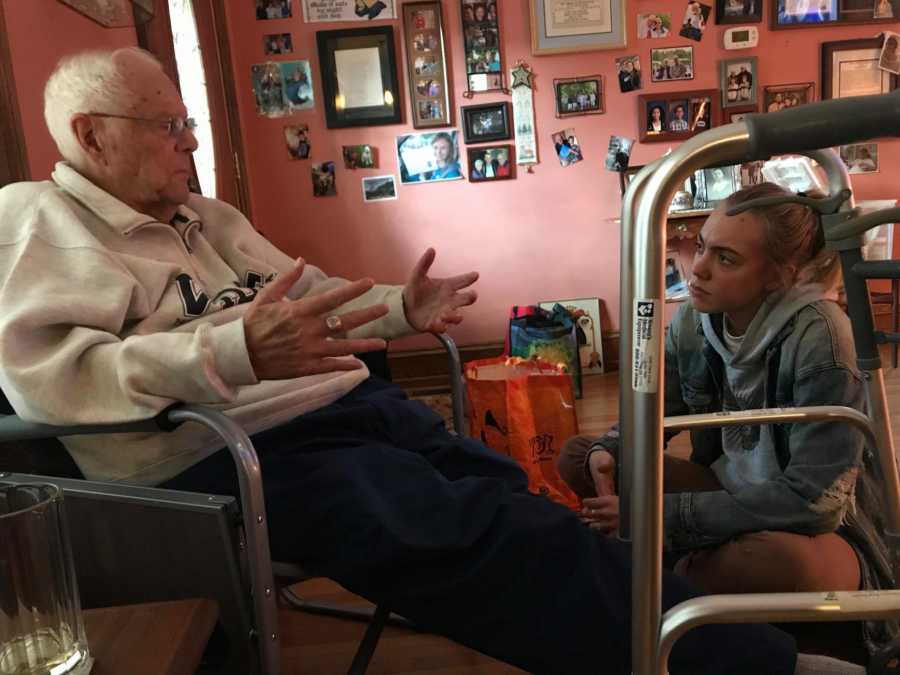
[619,90,900,674]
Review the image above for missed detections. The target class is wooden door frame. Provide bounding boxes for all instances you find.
[0,1,31,186]
[135,0,252,219]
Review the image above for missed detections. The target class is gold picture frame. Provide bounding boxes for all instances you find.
[402,1,453,128]
[529,0,627,55]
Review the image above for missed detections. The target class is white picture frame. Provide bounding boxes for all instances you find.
[858,200,896,260]
[538,297,605,374]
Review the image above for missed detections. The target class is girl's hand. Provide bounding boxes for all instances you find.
[582,449,619,534]
[580,496,620,534]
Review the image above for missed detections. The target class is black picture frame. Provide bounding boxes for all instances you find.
[466,144,515,181]
[316,26,402,129]
[461,0,506,95]
[715,0,762,23]
[461,101,511,143]
[771,0,899,28]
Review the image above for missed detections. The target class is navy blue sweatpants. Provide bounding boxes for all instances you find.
[162,376,797,675]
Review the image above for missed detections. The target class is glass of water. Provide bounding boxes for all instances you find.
[0,484,92,675]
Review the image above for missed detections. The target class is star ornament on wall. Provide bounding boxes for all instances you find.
[511,64,533,89]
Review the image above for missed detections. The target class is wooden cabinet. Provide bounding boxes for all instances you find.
[666,211,708,243]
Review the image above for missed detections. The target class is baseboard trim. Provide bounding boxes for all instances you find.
[389,332,620,394]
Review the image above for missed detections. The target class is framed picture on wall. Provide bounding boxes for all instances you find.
[316,26,402,129]
[467,145,514,181]
[821,36,899,99]
[771,0,898,27]
[461,102,511,143]
[402,1,452,128]
[638,89,718,143]
[461,0,505,93]
[763,82,814,111]
[650,46,694,82]
[720,56,757,108]
[554,75,604,117]
[716,0,762,23]
[529,0,627,54]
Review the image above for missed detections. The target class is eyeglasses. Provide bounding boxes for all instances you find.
[86,112,197,137]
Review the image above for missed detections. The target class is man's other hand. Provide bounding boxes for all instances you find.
[402,248,478,333]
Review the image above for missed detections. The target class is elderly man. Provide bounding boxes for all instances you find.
[0,47,864,675]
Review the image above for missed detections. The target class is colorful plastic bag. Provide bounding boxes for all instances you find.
[507,304,583,399]
[465,356,580,510]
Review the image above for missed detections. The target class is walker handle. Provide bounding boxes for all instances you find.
[744,89,900,160]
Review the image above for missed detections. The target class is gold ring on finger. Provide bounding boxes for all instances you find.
[325,315,343,331]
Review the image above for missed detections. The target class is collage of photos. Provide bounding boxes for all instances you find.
[640,91,714,142]
[403,2,450,127]
[461,0,502,92]
[467,145,513,181]
[244,0,898,209]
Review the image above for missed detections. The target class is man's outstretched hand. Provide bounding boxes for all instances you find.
[402,248,479,333]
[244,259,389,380]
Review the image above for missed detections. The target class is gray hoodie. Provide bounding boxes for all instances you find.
[700,285,830,495]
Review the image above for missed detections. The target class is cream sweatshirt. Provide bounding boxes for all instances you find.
[0,163,415,485]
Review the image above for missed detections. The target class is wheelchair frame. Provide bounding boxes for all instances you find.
[0,332,465,675]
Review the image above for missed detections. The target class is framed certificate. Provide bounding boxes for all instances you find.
[821,37,899,99]
[316,26,402,129]
[529,0,627,55]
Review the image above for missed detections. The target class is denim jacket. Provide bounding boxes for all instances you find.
[592,300,896,647]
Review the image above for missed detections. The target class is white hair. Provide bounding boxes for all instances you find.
[43,47,163,164]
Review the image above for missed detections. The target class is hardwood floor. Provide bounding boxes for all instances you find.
[278,354,900,674]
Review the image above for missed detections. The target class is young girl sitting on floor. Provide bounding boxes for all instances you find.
[559,182,895,648]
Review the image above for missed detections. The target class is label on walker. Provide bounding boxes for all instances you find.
[632,299,659,393]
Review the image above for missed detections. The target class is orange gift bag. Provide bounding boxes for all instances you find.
[464,356,580,510]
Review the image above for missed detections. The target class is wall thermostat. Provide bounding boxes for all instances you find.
[723,26,759,50]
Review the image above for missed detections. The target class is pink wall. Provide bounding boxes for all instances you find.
[224,1,900,348]
[3,0,137,180]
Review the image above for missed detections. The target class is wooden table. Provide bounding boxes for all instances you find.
[83,598,218,675]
